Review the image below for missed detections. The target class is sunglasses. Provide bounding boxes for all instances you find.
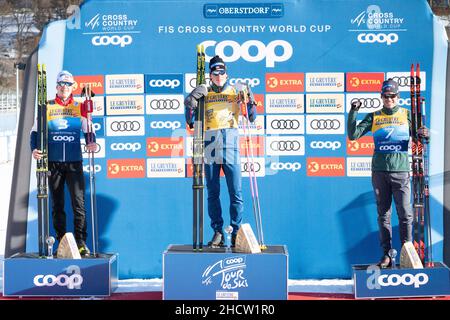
[382,94,397,99]
[57,81,74,87]
[211,70,226,76]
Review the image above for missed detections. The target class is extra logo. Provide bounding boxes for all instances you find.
[307,157,345,176]
[202,256,248,290]
[146,137,184,157]
[92,35,133,47]
[347,137,374,156]
[346,73,385,92]
[145,74,183,94]
[366,265,429,290]
[200,40,293,68]
[33,265,83,290]
[265,73,304,92]
[107,159,146,178]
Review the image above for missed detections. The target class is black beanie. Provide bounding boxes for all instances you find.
[209,55,226,72]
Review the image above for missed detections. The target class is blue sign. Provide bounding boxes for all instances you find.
[3,254,118,296]
[145,74,184,94]
[353,263,450,299]
[163,245,288,300]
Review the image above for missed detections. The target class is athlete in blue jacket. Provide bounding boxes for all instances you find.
[185,56,257,247]
[30,70,97,256]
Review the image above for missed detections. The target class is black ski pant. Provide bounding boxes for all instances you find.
[371,171,413,255]
[48,161,87,246]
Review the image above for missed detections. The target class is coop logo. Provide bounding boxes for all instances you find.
[202,256,248,290]
[150,121,181,130]
[85,13,139,32]
[33,267,83,290]
[107,159,146,178]
[83,164,101,173]
[265,73,304,92]
[366,266,429,290]
[357,33,398,46]
[204,3,284,19]
[347,137,374,155]
[346,73,385,92]
[201,40,293,68]
[146,137,184,157]
[92,35,133,47]
[270,162,301,172]
[145,74,183,94]
[111,142,142,152]
[307,158,345,176]
[310,140,341,151]
[52,135,75,142]
[229,78,260,88]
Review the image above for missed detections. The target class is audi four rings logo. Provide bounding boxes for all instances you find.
[311,141,341,150]
[357,33,399,46]
[53,136,75,142]
[310,119,341,130]
[111,142,142,152]
[270,162,301,172]
[270,119,300,130]
[242,162,261,172]
[33,273,83,290]
[92,35,133,47]
[350,98,382,109]
[81,142,101,153]
[390,76,410,87]
[150,99,180,110]
[270,140,301,151]
[377,273,429,288]
[149,79,180,89]
[110,121,141,132]
[150,121,181,130]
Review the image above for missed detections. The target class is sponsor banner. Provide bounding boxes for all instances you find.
[347,157,372,177]
[346,93,383,113]
[306,115,345,135]
[146,94,184,115]
[84,13,140,33]
[229,77,261,89]
[386,71,427,92]
[309,139,343,152]
[306,94,344,113]
[147,137,184,157]
[147,158,185,178]
[266,158,302,175]
[145,74,183,94]
[106,95,145,115]
[72,75,105,95]
[266,115,305,135]
[266,136,305,156]
[81,138,105,158]
[186,136,193,157]
[109,141,143,154]
[253,93,265,114]
[346,72,385,92]
[83,163,102,174]
[265,73,304,92]
[265,94,304,114]
[107,158,146,178]
[105,74,144,94]
[204,3,284,19]
[347,136,375,156]
[92,118,105,136]
[73,96,105,116]
[149,119,183,132]
[307,157,345,176]
[105,116,145,136]
[238,115,265,135]
[305,73,344,92]
[185,73,211,93]
[239,136,265,157]
[240,157,265,177]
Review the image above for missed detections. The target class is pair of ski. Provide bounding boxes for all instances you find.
[410,63,433,267]
[191,46,265,251]
[35,65,99,257]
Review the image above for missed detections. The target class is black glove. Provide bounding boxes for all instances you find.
[351,100,362,111]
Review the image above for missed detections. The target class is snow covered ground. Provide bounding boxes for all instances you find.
[0,155,353,296]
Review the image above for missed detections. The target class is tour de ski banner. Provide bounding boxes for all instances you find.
[28,0,446,279]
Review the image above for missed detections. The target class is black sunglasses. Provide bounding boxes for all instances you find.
[57,81,74,87]
[211,70,226,76]
[382,94,397,99]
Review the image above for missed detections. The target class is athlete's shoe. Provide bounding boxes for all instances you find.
[208,231,224,248]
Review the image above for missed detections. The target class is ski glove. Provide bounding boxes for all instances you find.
[418,126,430,143]
[350,100,362,111]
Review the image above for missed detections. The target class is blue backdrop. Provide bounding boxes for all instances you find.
[27,0,447,279]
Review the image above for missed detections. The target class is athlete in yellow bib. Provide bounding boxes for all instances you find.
[185,55,257,248]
